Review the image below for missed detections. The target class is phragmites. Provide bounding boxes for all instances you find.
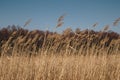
[92,22,98,27]
[12,31,17,36]
[63,28,72,36]
[56,22,64,28]
[31,34,40,43]
[58,14,66,22]
[103,25,109,31]
[0,16,120,56]
[75,28,81,34]
[0,26,120,55]
[113,17,120,26]
[24,19,32,27]
[56,14,66,28]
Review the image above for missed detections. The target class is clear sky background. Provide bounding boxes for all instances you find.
[0,0,120,33]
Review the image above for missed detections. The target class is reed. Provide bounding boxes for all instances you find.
[0,54,120,80]
[0,18,120,80]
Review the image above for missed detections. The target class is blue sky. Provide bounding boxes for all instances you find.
[0,0,120,33]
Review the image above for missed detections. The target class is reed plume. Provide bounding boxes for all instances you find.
[56,22,64,28]
[57,14,66,22]
[113,17,120,26]
[103,25,109,31]
[24,19,32,27]
[92,22,98,27]
[56,14,66,28]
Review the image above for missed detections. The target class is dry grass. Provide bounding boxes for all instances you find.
[0,54,120,80]
[0,17,120,80]
[0,26,120,56]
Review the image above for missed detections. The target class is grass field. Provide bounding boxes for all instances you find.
[0,19,120,80]
[0,54,120,80]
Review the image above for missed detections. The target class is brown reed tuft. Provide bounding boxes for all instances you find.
[103,25,109,31]
[92,22,98,27]
[57,14,66,22]
[113,17,120,26]
[56,14,66,28]
[56,22,64,28]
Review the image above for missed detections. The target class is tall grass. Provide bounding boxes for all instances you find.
[0,17,120,80]
[0,25,120,56]
[0,54,120,80]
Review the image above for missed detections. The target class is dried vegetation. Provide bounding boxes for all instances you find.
[0,17,120,80]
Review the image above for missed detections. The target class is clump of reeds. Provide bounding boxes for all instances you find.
[0,54,120,80]
[0,19,120,56]
[0,16,120,80]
